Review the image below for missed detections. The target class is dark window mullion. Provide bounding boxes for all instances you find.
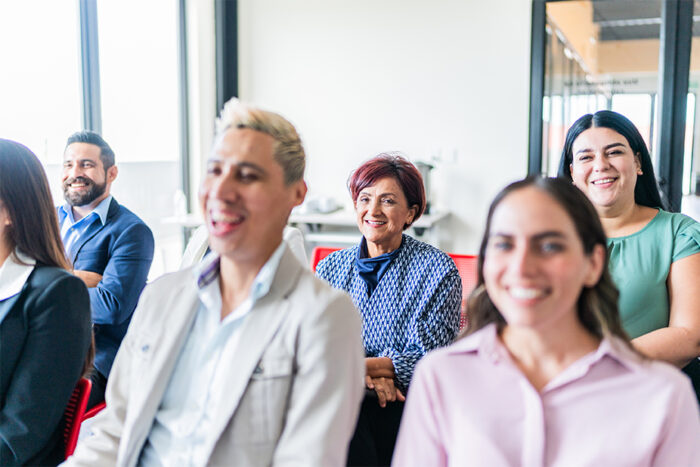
[528,0,547,175]
[215,0,238,111]
[654,0,692,212]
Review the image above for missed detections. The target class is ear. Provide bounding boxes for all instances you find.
[634,152,643,175]
[569,163,575,184]
[583,243,606,287]
[289,180,307,208]
[406,204,419,226]
[106,165,118,183]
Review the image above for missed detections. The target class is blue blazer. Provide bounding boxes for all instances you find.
[58,198,154,377]
[0,265,92,466]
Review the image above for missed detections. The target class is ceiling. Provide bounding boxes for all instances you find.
[592,0,700,41]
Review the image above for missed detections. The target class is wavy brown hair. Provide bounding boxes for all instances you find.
[464,176,629,344]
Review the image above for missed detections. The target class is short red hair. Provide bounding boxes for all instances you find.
[348,153,426,229]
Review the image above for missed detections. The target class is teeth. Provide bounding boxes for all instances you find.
[366,220,386,225]
[592,178,615,185]
[510,287,545,299]
[210,212,243,224]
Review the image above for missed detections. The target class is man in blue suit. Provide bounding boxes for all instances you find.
[58,130,154,409]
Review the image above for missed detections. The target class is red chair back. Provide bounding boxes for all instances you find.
[310,246,478,330]
[310,246,341,271]
[63,377,92,458]
[447,253,479,330]
[82,401,106,422]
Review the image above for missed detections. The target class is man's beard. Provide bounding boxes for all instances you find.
[63,176,107,207]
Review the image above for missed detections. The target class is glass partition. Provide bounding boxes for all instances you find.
[541,0,663,175]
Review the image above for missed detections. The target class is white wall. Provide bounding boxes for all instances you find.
[237,0,532,253]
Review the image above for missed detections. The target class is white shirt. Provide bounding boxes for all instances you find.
[138,242,287,467]
[0,249,35,323]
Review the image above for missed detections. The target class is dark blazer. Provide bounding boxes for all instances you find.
[58,198,154,377]
[0,264,92,466]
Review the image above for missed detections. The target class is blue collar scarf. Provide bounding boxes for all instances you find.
[355,236,403,296]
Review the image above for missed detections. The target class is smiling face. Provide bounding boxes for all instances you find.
[62,142,116,208]
[199,128,306,264]
[354,176,417,256]
[569,127,641,211]
[483,186,604,331]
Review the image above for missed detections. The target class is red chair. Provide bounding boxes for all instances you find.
[310,246,341,271]
[63,377,92,458]
[82,401,106,422]
[448,254,479,331]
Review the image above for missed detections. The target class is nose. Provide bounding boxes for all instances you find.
[592,152,611,171]
[65,164,83,179]
[508,245,537,278]
[207,170,239,203]
[368,198,383,216]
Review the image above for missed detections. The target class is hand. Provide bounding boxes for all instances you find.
[365,356,395,378]
[365,375,406,408]
[73,270,103,288]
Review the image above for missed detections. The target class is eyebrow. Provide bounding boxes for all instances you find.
[490,230,567,241]
[63,158,98,164]
[207,159,266,173]
[574,142,626,155]
[358,190,398,197]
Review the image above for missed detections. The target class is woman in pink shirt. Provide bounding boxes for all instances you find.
[393,176,700,467]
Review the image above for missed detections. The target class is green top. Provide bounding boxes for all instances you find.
[608,210,700,339]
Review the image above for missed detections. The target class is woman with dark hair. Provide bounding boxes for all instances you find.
[393,176,700,466]
[316,153,461,466]
[0,139,92,465]
[558,110,700,399]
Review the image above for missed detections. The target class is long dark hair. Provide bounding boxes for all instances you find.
[557,110,665,210]
[465,176,629,343]
[0,139,69,269]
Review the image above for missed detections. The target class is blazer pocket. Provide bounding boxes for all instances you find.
[237,355,294,445]
[126,330,156,364]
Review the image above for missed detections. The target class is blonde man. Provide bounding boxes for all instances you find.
[65,99,364,466]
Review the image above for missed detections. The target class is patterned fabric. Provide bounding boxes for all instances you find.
[316,234,461,391]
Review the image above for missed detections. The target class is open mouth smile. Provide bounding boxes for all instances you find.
[209,210,245,236]
[591,177,617,186]
[508,286,548,300]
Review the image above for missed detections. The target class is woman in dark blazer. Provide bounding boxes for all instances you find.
[0,139,92,466]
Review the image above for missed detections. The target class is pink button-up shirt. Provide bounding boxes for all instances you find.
[393,324,700,467]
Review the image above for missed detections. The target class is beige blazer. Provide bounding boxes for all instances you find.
[66,246,365,467]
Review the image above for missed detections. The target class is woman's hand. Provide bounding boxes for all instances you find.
[366,356,395,378]
[365,375,406,407]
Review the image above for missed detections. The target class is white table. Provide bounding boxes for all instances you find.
[289,209,450,248]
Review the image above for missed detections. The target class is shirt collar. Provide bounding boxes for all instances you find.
[60,195,113,225]
[448,323,642,373]
[0,249,36,301]
[194,241,287,305]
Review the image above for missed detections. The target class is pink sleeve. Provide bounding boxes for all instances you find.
[651,377,700,465]
[392,359,448,467]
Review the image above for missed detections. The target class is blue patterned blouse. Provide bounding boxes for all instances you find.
[316,234,462,391]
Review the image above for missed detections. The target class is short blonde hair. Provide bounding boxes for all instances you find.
[216,98,305,184]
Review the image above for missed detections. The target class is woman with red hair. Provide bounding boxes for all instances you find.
[316,153,461,466]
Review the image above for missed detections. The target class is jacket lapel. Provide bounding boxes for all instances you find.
[0,292,24,325]
[119,278,201,465]
[200,247,302,461]
[68,198,119,263]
